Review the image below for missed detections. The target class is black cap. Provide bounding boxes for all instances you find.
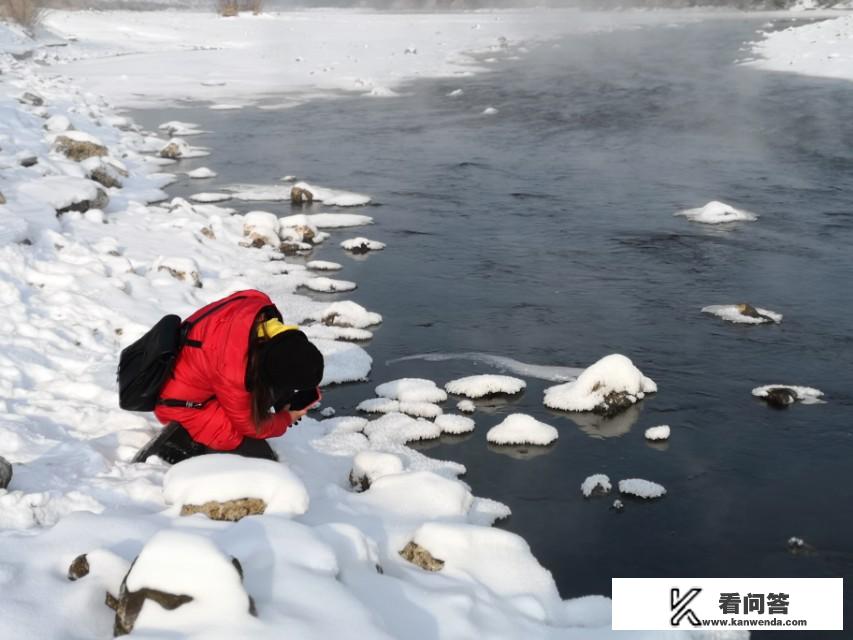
[258,330,324,395]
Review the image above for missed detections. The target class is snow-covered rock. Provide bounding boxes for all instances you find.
[752,385,824,407]
[543,354,656,415]
[702,304,782,325]
[52,131,108,161]
[303,277,357,293]
[435,414,476,435]
[581,474,611,498]
[241,210,280,249]
[189,192,231,203]
[375,378,447,403]
[315,301,382,328]
[341,237,385,253]
[17,176,108,214]
[187,167,217,179]
[675,201,757,224]
[306,260,342,271]
[152,256,202,288]
[160,137,209,159]
[163,454,309,516]
[349,451,404,491]
[644,425,670,441]
[116,530,254,635]
[618,478,666,499]
[457,399,476,413]
[362,412,441,445]
[357,397,401,414]
[280,212,373,229]
[445,374,526,399]
[0,456,11,490]
[486,414,558,446]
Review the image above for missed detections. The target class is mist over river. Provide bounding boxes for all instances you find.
[135,15,853,634]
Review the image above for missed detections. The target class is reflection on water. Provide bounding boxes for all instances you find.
[487,442,558,461]
[564,403,644,439]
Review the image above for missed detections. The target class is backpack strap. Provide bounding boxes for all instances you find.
[180,295,248,349]
[157,395,215,410]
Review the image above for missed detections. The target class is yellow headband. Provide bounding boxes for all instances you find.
[257,318,299,339]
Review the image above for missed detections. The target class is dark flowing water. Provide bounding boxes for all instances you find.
[134,15,852,635]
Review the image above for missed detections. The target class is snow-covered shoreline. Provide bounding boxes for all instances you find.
[0,9,765,638]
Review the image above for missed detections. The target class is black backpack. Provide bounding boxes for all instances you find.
[117,296,246,412]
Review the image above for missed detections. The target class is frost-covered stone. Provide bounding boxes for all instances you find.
[280,212,372,229]
[164,454,309,516]
[435,414,475,435]
[543,354,656,416]
[317,301,382,328]
[159,138,208,160]
[0,456,11,490]
[53,131,108,161]
[18,176,109,215]
[341,237,385,253]
[375,378,447,403]
[362,412,441,445]
[306,260,342,272]
[752,385,824,407]
[187,167,217,179]
[644,425,670,441]
[303,277,357,293]
[291,185,314,203]
[357,397,400,414]
[241,210,280,249]
[580,474,611,498]
[456,399,476,413]
[445,374,526,399]
[487,414,558,446]
[153,256,202,288]
[618,478,666,499]
[349,451,404,492]
[702,304,782,325]
[675,200,757,224]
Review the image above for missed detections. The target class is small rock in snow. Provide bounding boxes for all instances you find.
[399,541,444,571]
[180,498,267,522]
[153,256,202,288]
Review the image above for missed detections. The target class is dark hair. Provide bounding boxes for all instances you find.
[245,311,324,429]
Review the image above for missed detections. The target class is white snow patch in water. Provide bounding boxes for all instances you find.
[435,414,476,435]
[303,277,357,293]
[187,167,217,179]
[375,378,447,403]
[675,201,757,224]
[581,474,612,498]
[341,237,386,252]
[189,192,231,203]
[618,478,666,499]
[486,414,558,446]
[702,304,782,325]
[456,399,476,413]
[445,374,526,398]
[306,260,342,271]
[280,212,373,229]
[644,425,671,441]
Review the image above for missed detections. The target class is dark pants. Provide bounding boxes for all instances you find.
[133,422,278,465]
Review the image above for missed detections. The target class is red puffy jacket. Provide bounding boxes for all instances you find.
[154,290,293,450]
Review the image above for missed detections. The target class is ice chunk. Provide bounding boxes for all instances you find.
[543,354,656,413]
[435,414,475,435]
[164,454,309,516]
[375,378,447,403]
[456,399,476,413]
[187,167,217,179]
[358,471,472,519]
[482,106,499,115]
[618,478,666,499]
[644,425,670,441]
[675,201,758,224]
[581,474,612,498]
[303,277,357,293]
[189,192,231,203]
[445,374,526,398]
[486,414,558,446]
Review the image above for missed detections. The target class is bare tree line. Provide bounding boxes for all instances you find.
[217,0,264,15]
[0,0,46,29]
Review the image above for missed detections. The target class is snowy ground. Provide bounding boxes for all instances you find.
[0,9,758,639]
[749,11,853,83]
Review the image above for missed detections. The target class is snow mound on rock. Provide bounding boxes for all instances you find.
[581,474,612,498]
[486,414,558,446]
[435,414,476,435]
[303,277,357,293]
[341,237,385,252]
[124,530,253,631]
[543,354,656,412]
[411,522,567,624]
[362,412,441,445]
[280,212,373,229]
[702,304,782,325]
[457,399,476,413]
[376,378,448,403]
[618,478,666,499]
[306,260,342,271]
[445,374,526,398]
[359,471,472,520]
[187,167,217,179]
[675,201,757,224]
[751,385,824,405]
[350,451,404,488]
[357,397,400,414]
[644,425,670,441]
[164,454,309,516]
[315,339,372,385]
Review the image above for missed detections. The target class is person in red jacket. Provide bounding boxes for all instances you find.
[133,290,324,464]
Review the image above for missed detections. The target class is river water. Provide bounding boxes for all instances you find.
[134,15,852,633]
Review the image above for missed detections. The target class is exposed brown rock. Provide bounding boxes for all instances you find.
[292,224,316,243]
[735,303,773,322]
[56,188,109,216]
[179,498,267,522]
[0,192,6,205]
[159,142,184,160]
[90,166,123,189]
[113,574,193,637]
[0,456,10,490]
[200,226,216,240]
[54,135,108,162]
[291,186,314,204]
[348,470,371,493]
[157,265,202,289]
[67,554,90,581]
[762,387,798,408]
[399,541,444,572]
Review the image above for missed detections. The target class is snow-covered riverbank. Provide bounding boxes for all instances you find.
[0,10,759,639]
[750,11,853,82]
